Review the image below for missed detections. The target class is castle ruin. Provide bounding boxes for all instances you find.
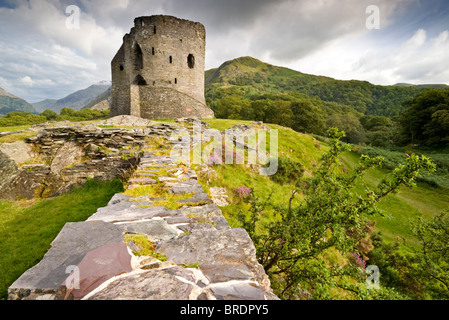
[110,15,214,119]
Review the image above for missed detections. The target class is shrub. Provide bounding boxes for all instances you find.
[269,155,304,186]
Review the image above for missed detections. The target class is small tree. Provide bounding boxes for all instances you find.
[240,127,435,299]
[411,212,449,299]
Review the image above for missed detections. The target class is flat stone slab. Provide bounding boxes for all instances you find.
[84,266,199,300]
[200,264,255,283]
[210,282,267,300]
[57,242,133,300]
[156,227,266,286]
[87,203,175,223]
[8,221,125,300]
[121,219,181,241]
[127,177,157,185]
[179,203,222,218]
[108,193,151,205]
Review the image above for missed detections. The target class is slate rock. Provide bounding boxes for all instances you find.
[50,141,84,174]
[84,266,197,300]
[57,242,133,300]
[200,264,255,283]
[210,282,267,300]
[87,203,172,223]
[8,221,124,300]
[0,140,35,164]
[156,227,266,286]
[127,177,157,185]
[122,219,180,241]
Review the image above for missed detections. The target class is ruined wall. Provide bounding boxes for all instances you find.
[111,15,214,119]
[7,119,278,301]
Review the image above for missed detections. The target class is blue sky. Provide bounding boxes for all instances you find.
[0,0,448,103]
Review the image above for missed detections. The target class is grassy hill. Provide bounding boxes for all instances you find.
[202,119,448,249]
[205,56,442,117]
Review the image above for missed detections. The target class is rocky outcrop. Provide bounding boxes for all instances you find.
[8,122,278,300]
[0,119,181,200]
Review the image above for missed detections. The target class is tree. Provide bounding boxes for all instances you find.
[411,212,449,299]
[214,95,251,119]
[399,89,449,146]
[265,99,294,127]
[326,114,366,144]
[41,109,59,121]
[290,99,326,135]
[239,128,436,299]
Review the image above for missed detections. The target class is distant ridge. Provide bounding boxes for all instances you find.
[394,83,449,89]
[204,56,449,117]
[0,87,37,115]
[32,82,111,113]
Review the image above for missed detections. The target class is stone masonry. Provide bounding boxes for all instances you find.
[111,15,214,119]
[7,118,278,300]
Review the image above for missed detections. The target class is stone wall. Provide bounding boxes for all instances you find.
[6,117,278,301]
[111,15,214,119]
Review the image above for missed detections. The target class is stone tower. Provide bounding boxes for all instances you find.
[110,15,214,119]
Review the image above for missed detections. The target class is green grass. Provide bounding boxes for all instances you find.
[204,118,254,131]
[0,125,31,133]
[339,151,449,249]
[196,119,322,231]
[200,119,449,252]
[0,179,124,300]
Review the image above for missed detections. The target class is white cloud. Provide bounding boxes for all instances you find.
[20,76,34,87]
[294,28,449,86]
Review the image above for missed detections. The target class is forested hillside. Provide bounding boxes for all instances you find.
[205,56,426,117]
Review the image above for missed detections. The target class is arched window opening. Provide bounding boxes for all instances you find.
[134,43,143,70]
[187,54,195,69]
[133,75,147,86]
[119,65,124,71]
[141,19,145,27]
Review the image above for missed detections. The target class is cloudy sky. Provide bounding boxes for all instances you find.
[0,0,448,103]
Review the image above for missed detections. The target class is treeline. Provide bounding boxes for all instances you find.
[209,90,395,146]
[0,108,109,127]
[208,88,449,148]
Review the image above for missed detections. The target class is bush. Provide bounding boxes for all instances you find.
[269,155,304,186]
[0,112,46,127]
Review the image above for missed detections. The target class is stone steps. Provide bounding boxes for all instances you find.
[8,134,278,301]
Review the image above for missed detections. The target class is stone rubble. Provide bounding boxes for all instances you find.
[7,119,278,301]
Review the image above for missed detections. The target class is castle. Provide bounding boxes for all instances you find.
[110,15,214,119]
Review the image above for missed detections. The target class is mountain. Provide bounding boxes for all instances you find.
[32,81,111,113]
[0,87,37,115]
[31,99,58,113]
[80,86,112,110]
[205,56,449,117]
[395,83,449,89]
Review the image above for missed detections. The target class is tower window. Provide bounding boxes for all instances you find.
[169,56,173,64]
[187,54,195,69]
[153,25,157,34]
[174,78,177,84]
[141,19,145,27]
[119,65,124,71]
[152,47,155,55]
[134,43,143,70]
